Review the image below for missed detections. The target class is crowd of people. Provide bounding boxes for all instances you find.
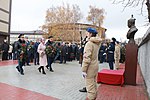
[0,28,126,100]
[78,28,126,100]
[0,34,126,73]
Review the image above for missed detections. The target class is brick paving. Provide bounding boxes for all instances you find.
[0,60,86,100]
[0,82,58,100]
[0,60,149,100]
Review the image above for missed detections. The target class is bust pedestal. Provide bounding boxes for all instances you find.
[124,43,138,86]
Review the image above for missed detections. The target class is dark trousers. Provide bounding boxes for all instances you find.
[8,53,12,60]
[26,51,31,65]
[16,60,24,74]
[13,52,17,60]
[60,56,66,63]
[2,52,8,61]
[54,52,60,62]
[108,62,114,70]
[34,52,39,65]
[47,57,54,70]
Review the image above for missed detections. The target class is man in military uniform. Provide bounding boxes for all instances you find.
[82,27,101,100]
[107,37,116,70]
[15,34,27,75]
[45,36,56,72]
[114,41,121,70]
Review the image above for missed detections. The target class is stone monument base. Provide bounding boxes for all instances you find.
[124,43,138,86]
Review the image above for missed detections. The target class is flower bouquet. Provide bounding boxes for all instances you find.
[45,45,56,58]
[20,43,26,62]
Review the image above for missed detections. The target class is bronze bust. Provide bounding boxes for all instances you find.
[126,15,138,44]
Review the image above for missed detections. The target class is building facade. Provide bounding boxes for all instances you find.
[0,0,12,60]
[44,23,106,42]
[10,30,44,44]
[0,0,12,43]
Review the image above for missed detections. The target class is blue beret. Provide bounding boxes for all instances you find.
[86,28,98,34]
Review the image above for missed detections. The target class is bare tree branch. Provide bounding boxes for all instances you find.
[112,0,150,22]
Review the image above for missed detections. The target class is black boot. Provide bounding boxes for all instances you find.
[16,66,20,72]
[79,87,87,92]
[38,66,42,73]
[45,65,49,69]
[41,66,46,75]
[49,66,54,72]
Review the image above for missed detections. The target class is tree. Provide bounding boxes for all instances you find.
[86,6,105,27]
[42,4,83,41]
[112,0,150,22]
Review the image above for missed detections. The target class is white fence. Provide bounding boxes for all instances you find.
[138,27,150,97]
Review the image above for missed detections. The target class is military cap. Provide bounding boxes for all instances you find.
[112,37,116,42]
[86,27,98,34]
[18,34,24,38]
[48,36,53,39]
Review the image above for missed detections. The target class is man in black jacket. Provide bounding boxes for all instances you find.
[15,34,27,75]
[1,39,9,61]
[45,36,56,72]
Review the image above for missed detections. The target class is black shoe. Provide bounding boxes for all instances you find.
[50,70,54,72]
[46,65,49,69]
[16,66,20,72]
[42,72,46,75]
[79,87,87,92]
[20,73,24,75]
[38,67,41,73]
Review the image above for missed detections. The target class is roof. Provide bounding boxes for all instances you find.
[10,30,44,35]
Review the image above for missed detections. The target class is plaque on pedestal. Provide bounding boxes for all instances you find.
[124,43,138,85]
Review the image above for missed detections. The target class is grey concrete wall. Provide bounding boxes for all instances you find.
[138,27,150,97]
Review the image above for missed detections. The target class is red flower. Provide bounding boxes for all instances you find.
[22,44,26,47]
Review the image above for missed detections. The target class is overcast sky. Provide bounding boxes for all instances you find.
[11,0,149,41]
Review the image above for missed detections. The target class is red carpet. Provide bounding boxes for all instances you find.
[96,64,149,100]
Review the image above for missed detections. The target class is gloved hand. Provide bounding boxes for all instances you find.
[82,72,87,78]
[103,53,106,55]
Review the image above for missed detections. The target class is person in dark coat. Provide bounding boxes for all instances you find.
[33,39,40,65]
[1,39,9,61]
[45,36,56,72]
[67,42,73,61]
[25,36,31,66]
[15,34,27,75]
[99,43,107,63]
[60,42,68,64]
[12,41,18,60]
[107,37,116,70]
[53,42,61,62]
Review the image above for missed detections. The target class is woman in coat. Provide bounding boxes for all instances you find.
[37,38,47,74]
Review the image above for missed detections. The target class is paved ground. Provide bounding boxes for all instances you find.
[0,60,149,100]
